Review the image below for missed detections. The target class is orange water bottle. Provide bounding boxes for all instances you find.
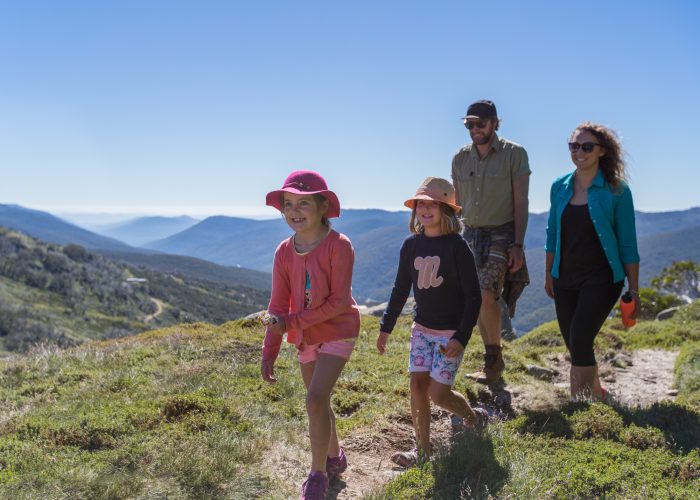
[620,292,636,328]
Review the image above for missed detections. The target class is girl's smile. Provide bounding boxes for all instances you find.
[416,199,442,236]
[282,192,329,245]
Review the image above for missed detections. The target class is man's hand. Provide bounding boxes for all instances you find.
[508,246,524,272]
[377,331,390,355]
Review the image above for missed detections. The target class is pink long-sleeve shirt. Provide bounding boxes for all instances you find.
[262,230,361,362]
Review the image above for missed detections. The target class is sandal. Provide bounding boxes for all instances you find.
[473,407,489,432]
[390,448,419,468]
[452,408,489,433]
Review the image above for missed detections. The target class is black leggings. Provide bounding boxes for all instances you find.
[553,281,623,366]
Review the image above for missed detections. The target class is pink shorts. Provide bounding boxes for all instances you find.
[297,338,356,364]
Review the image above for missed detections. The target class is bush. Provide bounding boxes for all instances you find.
[570,404,624,440]
[63,244,89,262]
[621,424,667,449]
[381,464,434,499]
[160,390,234,422]
[635,287,684,320]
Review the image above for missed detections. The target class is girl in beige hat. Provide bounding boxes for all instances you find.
[377,177,488,466]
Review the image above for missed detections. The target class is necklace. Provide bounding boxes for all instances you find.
[294,228,330,253]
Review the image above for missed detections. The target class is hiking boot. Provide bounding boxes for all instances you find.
[326,448,347,479]
[468,345,504,385]
[300,471,328,500]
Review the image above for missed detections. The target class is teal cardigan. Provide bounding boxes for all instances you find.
[545,169,640,284]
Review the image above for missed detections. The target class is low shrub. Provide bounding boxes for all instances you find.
[570,404,624,440]
[621,424,667,450]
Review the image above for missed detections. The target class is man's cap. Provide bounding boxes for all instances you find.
[463,100,497,120]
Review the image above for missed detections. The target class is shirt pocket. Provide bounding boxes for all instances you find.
[454,168,476,182]
[485,163,509,179]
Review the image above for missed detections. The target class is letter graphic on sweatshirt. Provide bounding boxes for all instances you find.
[414,256,444,289]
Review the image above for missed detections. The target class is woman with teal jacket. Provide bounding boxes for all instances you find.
[544,122,641,401]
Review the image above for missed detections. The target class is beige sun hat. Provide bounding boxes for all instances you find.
[404,177,462,215]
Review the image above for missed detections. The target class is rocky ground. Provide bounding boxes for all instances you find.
[329,347,679,499]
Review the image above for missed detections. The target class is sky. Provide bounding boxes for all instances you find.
[1,0,698,222]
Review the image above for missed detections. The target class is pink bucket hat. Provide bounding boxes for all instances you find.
[266,170,341,218]
[404,177,462,215]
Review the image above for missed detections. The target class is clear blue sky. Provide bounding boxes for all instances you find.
[1,0,698,219]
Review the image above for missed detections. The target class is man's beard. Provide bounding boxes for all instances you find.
[471,129,494,146]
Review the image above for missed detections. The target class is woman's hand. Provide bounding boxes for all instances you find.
[443,339,464,358]
[544,272,554,299]
[261,357,277,383]
[377,331,390,355]
[630,291,641,319]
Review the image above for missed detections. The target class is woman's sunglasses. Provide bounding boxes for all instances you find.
[464,120,490,130]
[568,142,601,153]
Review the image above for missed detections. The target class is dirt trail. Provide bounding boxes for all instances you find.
[549,348,679,407]
[144,298,164,323]
[327,348,680,498]
[330,410,458,499]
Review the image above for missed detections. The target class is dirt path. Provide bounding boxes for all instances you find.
[331,410,458,499]
[327,348,680,498]
[144,298,164,323]
[548,348,679,407]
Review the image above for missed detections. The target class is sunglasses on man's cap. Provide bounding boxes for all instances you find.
[464,119,491,130]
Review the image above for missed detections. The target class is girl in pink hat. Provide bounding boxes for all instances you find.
[261,170,360,499]
[377,177,487,467]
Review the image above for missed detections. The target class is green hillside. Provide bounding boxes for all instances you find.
[0,304,698,498]
[0,227,268,353]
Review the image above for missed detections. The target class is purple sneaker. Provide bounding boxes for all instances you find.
[300,471,328,500]
[326,448,347,479]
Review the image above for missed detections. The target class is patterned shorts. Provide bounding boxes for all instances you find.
[465,235,509,297]
[408,324,464,386]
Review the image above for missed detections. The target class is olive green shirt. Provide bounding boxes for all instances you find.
[451,134,530,228]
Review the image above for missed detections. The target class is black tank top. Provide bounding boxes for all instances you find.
[555,203,613,289]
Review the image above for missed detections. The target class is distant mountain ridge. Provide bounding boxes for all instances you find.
[0,226,269,353]
[91,215,199,247]
[5,203,698,334]
[0,204,270,295]
[0,204,137,252]
[147,207,700,332]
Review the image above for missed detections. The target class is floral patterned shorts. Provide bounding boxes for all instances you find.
[408,324,464,386]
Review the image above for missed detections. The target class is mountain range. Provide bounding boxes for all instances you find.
[89,215,200,247]
[0,204,137,252]
[3,203,699,333]
[0,226,269,353]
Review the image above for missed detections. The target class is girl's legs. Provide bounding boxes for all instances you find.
[300,353,347,473]
[554,282,623,400]
[428,381,477,424]
[410,371,432,457]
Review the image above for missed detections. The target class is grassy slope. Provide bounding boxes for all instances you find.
[0,306,698,499]
[0,227,269,354]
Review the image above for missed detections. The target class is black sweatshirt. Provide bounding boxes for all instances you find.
[380,233,482,347]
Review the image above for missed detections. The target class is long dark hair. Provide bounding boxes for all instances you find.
[572,122,627,190]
